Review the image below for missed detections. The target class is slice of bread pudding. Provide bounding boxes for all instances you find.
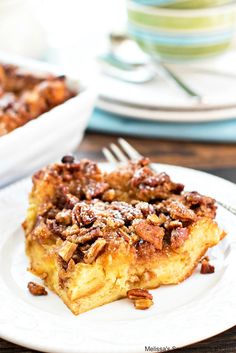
[23,158,225,315]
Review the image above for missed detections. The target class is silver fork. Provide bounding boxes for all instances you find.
[102,138,236,216]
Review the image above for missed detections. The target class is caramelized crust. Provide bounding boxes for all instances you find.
[0,63,76,136]
[23,158,225,315]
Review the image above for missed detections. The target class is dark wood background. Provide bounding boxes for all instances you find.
[1,133,235,353]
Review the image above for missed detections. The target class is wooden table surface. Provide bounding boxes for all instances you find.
[1,133,236,353]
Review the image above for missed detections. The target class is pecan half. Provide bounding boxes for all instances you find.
[169,201,197,222]
[27,282,48,296]
[72,202,97,226]
[127,288,153,300]
[200,259,215,274]
[134,220,164,250]
[83,238,107,264]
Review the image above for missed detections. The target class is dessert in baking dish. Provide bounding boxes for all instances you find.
[23,157,225,315]
[0,63,75,136]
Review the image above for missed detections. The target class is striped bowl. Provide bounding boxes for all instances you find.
[132,0,234,9]
[127,1,236,61]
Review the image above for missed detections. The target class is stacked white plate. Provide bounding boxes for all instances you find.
[97,50,236,122]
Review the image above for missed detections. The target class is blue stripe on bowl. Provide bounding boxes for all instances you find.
[128,24,235,46]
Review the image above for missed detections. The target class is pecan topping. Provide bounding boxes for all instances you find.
[200,259,215,274]
[134,220,164,250]
[27,157,218,269]
[28,282,48,296]
[58,240,77,262]
[84,238,107,264]
[127,288,153,300]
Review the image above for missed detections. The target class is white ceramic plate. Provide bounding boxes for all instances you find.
[0,163,236,353]
[97,51,236,122]
[97,95,236,122]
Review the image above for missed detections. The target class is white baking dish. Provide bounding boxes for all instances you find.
[0,51,97,188]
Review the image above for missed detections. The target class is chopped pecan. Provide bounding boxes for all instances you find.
[67,258,75,271]
[28,282,48,296]
[84,181,109,200]
[84,238,107,264]
[134,220,164,250]
[170,227,189,249]
[32,217,53,242]
[72,202,97,226]
[58,240,77,262]
[47,219,66,237]
[62,224,80,237]
[134,298,153,310]
[80,159,100,175]
[127,288,153,300]
[110,201,143,222]
[135,202,155,217]
[165,219,182,231]
[169,201,196,222]
[184,191,203,205]
[64,193,79,209]
[131,167,153,188]
[72,227,101,244]
[147,213,167,226]
[55,209,72,225]
[147,214,160,225]
[184,192,217,219]
[200,259,215,274]
[117,228,133,243]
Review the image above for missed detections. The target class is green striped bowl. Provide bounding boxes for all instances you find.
[127,1,236,61]
[132,0,234,9]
